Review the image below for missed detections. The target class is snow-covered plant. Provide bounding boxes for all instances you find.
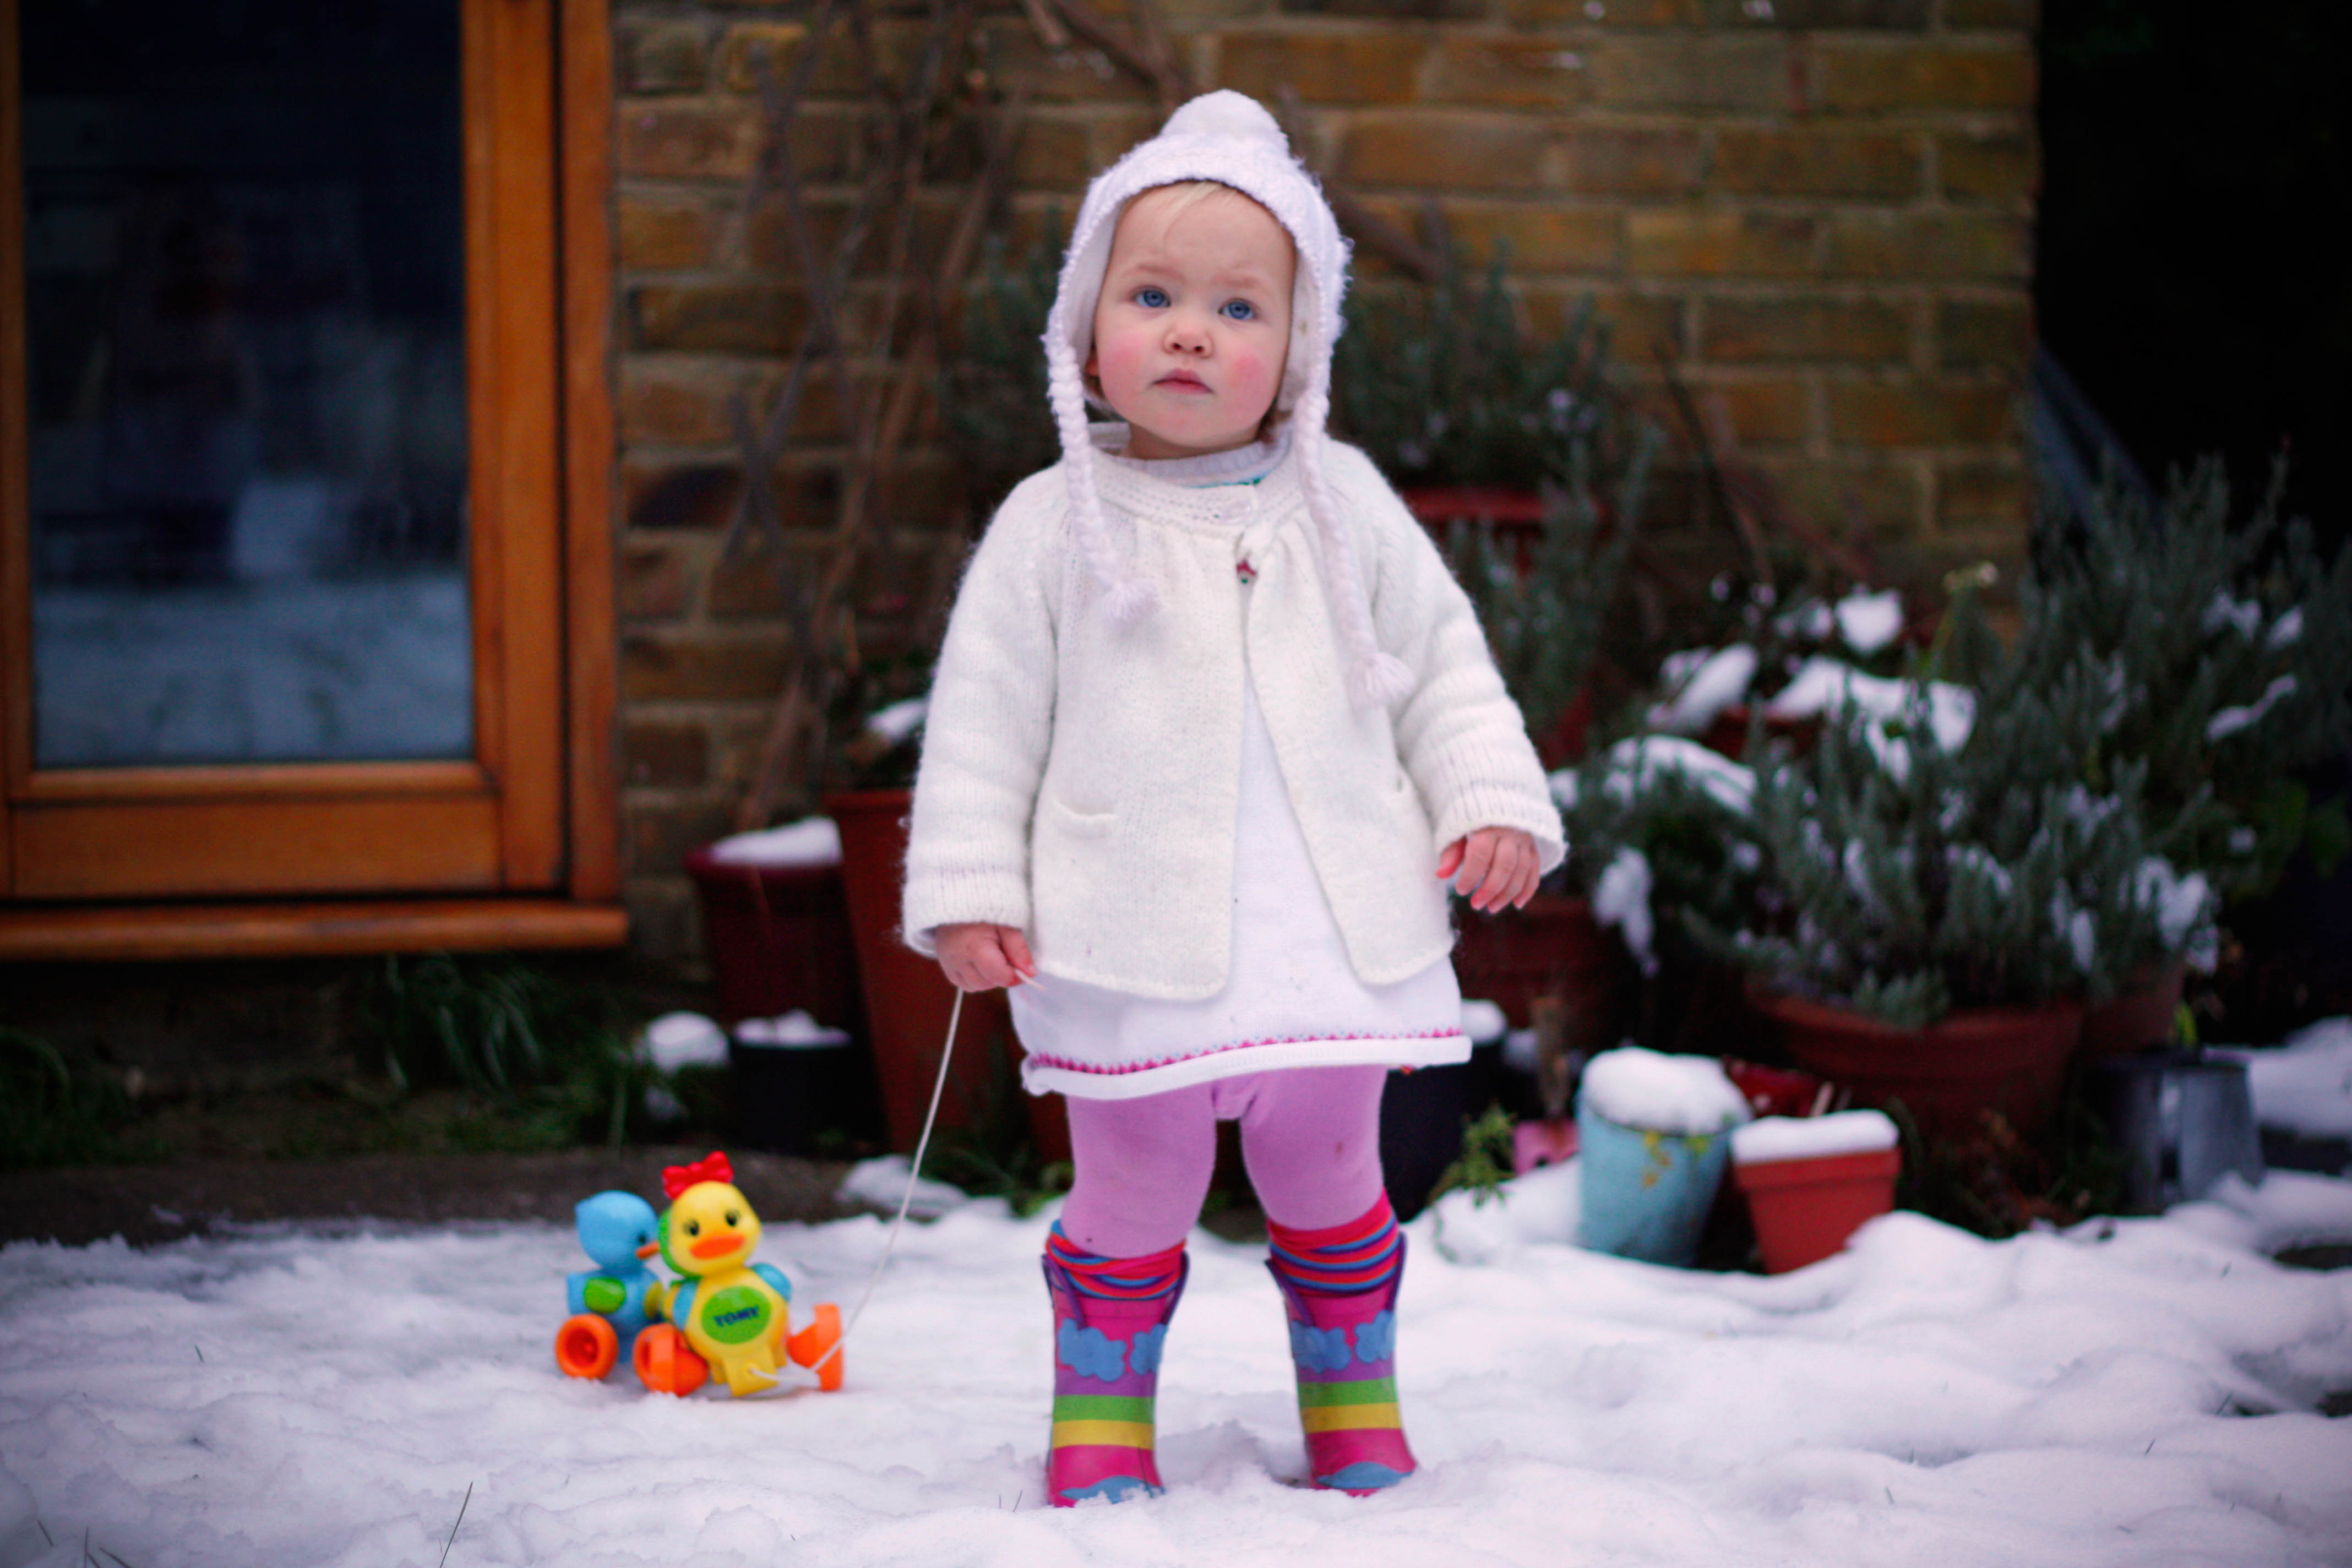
[1968,652,2220,990]
[1643,579,1914,742]
[1695,691,2156,1029]
[2007,458,2352,898]
[1554,736,1760,981]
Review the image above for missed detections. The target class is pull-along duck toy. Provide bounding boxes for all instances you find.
[627,1151,845,1397]
[553,1191,668,1380]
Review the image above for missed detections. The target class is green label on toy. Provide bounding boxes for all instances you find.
[702,1285,771,1345]
[583,1276,626,1314]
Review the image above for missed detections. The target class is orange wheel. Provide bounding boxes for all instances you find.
[632,1323,709,1397]
[786,1303,845,1392]
[554,1314,619,1380]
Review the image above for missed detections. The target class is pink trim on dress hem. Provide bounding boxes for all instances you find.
[1024,1026,1463,1079]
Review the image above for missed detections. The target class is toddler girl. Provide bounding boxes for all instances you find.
[902,91,1564,1505]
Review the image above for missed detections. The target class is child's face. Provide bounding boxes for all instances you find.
[1086,186,1294,462]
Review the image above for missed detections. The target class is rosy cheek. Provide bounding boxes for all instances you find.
[1232,349,1279,408]
[1095,334,1149,393]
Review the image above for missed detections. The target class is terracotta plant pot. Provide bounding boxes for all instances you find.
[1452,893,1630,1037]
[1749,985,2083,1142]
[2077,963,2188,1058]
[824,789,1070,1163]
[1733,1146,1901,1274]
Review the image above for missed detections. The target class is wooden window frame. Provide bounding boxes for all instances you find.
[0,0,620,957]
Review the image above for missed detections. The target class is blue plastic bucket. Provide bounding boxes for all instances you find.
[1576,1102,1733,1265]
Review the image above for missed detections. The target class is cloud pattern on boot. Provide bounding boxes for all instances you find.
[1289,1320,1351,1374]
[1059,1321,1126,1382]
[1288,1310,1395,1374]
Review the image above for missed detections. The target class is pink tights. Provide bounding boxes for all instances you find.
[1056,1065,1389,1257]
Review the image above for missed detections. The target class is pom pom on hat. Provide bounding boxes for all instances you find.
[1158,89,1287,145]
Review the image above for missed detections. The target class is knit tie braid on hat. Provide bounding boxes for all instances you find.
[1042,90,1414,710]
[1042,1226,1189,1506]
[1266,1195,1418,1493]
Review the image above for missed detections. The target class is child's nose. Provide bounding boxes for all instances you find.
[1164,312,1211,353]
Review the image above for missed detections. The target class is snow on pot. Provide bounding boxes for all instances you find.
[636,1011,731,1126]
[1576,1047,1749,1266]
[1730,1109,1902,1274]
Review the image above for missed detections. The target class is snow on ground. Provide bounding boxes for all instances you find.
[4,1172,2352,1568]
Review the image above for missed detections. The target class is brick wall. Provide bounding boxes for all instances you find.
[611,0,2037,966]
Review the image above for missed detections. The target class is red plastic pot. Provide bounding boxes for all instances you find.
[1749,984,2082,1142]
[1733,1145,1902,1274]
[683,847,863,1032]
[824,789,1070,1163]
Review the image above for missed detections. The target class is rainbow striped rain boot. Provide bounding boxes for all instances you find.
[1042,1227,1189,1506]
[1266,1197,1418,1495]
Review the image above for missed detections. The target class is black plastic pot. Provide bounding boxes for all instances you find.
[1379,1042,1502,1220]
[729,1030,884,1157]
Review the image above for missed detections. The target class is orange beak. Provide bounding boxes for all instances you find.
[689,1233,744,1260]
[636,1242,661,1260]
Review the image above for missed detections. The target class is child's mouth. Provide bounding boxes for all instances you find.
[1156,372,1208,392]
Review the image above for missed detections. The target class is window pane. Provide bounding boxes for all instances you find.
[20,0,470,767]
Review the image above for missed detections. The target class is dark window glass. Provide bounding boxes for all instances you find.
[21,1,470,766]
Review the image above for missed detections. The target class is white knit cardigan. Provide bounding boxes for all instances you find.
[901,433,1565,1000]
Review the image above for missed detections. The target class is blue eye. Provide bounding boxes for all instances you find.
[1220,300,1256,321]
[1135,286,1169,308]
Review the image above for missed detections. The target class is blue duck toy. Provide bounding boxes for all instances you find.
[554,1190,670,1380]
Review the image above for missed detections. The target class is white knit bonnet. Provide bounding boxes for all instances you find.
[1043,90,1414,709]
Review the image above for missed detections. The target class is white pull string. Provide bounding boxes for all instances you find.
[803,986,965,1380]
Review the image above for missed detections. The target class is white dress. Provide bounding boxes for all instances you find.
[1009,433,1469,1101]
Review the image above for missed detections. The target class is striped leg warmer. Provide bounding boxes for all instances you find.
[1041,1226,1188,1506]
[1265,1195,1418,1494]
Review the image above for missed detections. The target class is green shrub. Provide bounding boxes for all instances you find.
[360,954,648,1147]
[2012,459,2352,898]
[0,1027,150,1170]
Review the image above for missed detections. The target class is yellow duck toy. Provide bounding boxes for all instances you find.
[629,1151,843,1397]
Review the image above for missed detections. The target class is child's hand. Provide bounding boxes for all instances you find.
[935,923,1040,992]
[1438,827,1542,913]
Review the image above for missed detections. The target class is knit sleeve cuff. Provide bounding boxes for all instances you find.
[1425,762,1569,875]
[900,868,1033,958]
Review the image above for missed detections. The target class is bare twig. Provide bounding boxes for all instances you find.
[1127,0,1186,118]
[1044,0,1188,109]
[736,0,1011,827]
[1271,87,1440,284]
[1015,0,1070,52]
[1654,346,1876,589]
